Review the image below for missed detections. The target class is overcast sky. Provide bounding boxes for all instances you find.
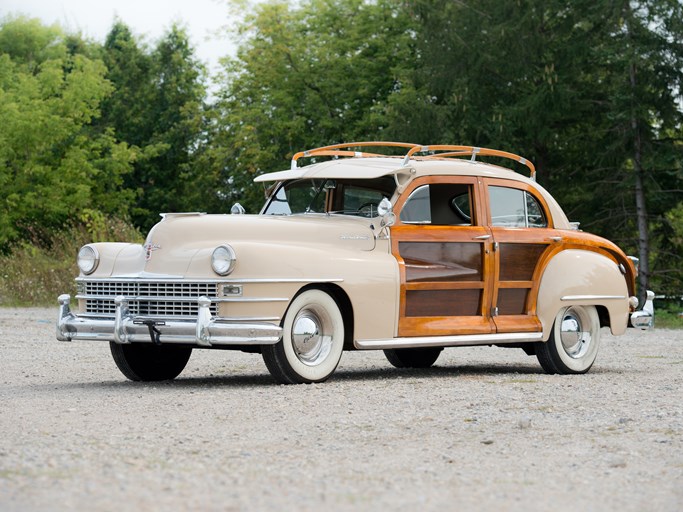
[1,0,239,74]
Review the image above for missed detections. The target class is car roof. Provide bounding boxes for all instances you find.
[254,156,533,184]
[253,145,571,229]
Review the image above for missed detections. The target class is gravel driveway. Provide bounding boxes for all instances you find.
[1,307,681,511]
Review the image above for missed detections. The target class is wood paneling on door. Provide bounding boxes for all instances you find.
[401,242,482,282]
[498,243,547,281]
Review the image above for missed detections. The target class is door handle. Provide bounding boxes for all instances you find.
[473,234,491,240]
[548,236,562,242]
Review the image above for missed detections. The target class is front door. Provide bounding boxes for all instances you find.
[391,177,495,337]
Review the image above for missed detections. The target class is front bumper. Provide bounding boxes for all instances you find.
[56,294,283,346]
[629,290,655,330]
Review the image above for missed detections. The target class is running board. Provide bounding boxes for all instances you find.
[354,332,544,350]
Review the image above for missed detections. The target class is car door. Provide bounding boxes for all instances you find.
[481,178,558,333]
[391,176,496,337]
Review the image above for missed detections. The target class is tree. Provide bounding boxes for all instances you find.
[139,25,207,223]
[0,16,135,249]
[99,20,155,147]
[208,0,414,212]
[98,22,207,230]
[591,0,683,299]
[388,0,683,297]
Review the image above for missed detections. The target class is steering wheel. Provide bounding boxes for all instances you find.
[357,202,378,217]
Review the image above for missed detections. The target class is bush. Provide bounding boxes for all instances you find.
[0,217,142,307]
[654,299,683,330]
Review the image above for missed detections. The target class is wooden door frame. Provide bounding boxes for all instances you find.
[480,178,556,333]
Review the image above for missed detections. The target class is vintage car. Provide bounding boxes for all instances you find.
[57,142,654,384]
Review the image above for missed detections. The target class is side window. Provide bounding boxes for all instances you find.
[400,184,474,225]
[489,186,547,228]
[399,185,431,224]
[526,192,547,227]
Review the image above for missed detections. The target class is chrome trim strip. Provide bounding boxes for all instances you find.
[561,295,626,301]
[76,294,220,301]
[216,278,344,284]
[220,316,282,322]
[76,294,288,303]
[216,297,289,303]
[76,277,343,284]
[76,277,225,283]
[74,313,281,322]
[354,332,543,350]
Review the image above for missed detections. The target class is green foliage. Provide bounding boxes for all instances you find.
[97,21,208,229]
[652,201,683,295]
[654,300,683,329]
[0,3,681,306]
[0,15,136,249]
[386,0,683,296]
[0,218,142,306]
[206,0,414,212]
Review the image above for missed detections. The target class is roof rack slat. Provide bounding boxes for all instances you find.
[290,141,536,180]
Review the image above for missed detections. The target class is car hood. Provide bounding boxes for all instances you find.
[96,213,379,278]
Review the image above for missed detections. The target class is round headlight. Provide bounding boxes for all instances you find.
[77,245,99,275]
[211,245,236,276]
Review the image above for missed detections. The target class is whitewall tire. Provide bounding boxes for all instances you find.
[536,305,601,374]
[262,289,345,384]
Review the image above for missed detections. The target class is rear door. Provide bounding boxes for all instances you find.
[482,178,558,333]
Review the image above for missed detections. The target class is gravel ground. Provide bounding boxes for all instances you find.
[1,307,682,511]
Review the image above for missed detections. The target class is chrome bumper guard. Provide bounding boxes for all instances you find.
[629,290,655,330]
[57,294,283,346]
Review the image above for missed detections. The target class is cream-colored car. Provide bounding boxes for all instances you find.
[57,142,654,383]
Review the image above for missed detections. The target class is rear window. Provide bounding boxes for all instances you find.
[489,186,547,228]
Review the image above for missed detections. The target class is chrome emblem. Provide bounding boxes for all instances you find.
[144,243,161,261]
[340,234,370,240]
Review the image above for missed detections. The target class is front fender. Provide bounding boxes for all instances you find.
[188,239,400,342]
[536,249,629,339]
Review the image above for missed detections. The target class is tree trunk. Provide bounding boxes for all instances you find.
[629,60,650,304]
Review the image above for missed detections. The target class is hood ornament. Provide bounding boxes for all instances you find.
[144,242,161,261]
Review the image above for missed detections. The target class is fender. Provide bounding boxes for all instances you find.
[536,249,629,339]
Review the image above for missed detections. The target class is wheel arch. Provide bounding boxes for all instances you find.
[536,249,629,339]
[290,283,355,351]
[595,305,611,329]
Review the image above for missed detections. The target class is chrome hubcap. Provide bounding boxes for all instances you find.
[291,307,332,366]
[559,307,591,359]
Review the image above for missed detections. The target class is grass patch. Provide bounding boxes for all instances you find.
[0,218,142,307]
[655,304,683,329]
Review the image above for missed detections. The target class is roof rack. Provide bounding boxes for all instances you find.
[290,141,536,180]
[290,142,420,170]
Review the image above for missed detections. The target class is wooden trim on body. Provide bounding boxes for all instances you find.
[389,174,635,338]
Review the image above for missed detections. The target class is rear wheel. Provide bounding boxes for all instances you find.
[536,305,601,374]
[262,289,345,384]
[109,342,192,381]
[384,347,443,368]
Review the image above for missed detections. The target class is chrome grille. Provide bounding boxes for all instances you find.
[79,280,219,317]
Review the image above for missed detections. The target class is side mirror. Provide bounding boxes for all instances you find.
[231,203,246,215]
[377,197,392,216]
[378,198,395,228]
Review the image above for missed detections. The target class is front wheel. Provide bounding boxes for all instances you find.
[110,342,192,381]
[262,289,345,384]
[535,305,601,374]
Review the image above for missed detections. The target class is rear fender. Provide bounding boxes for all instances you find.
[536,249,629,339]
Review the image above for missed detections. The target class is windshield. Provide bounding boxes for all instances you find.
[263,177,396,217]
